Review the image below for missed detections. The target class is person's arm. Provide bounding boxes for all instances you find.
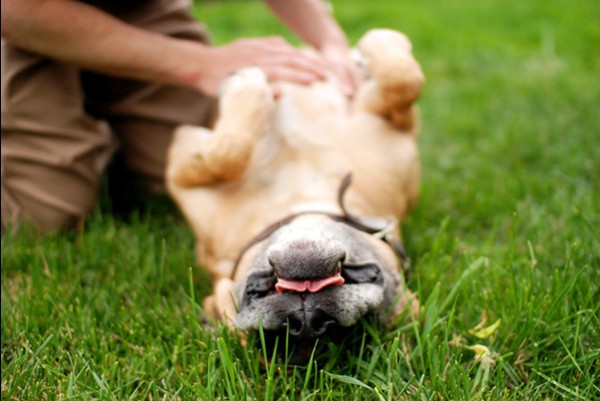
[1,0,328,97]
[265,0,361,95]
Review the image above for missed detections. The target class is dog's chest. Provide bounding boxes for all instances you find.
[246,82,411,194]
[272,82,348,147]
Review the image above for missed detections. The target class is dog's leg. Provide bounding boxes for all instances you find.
[392,286,421,321]
[168,68,274,187]
[203,278,237,328]
[353,29,425,131]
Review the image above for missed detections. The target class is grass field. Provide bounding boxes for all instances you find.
[2,0,599,399]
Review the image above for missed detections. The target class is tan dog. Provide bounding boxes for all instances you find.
[166,29,424,358]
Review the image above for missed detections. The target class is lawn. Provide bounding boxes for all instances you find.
[2,0,599,399]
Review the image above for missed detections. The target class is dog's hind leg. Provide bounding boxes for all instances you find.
[167,68,274,187]
[352,29,425,131]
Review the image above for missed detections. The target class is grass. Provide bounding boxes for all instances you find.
[2,0,599,399]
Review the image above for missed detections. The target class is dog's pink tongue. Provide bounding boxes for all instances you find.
[275,273,345,293]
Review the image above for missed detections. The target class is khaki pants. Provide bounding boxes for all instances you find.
[1,0,215,232]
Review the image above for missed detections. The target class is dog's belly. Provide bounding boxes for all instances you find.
[248,81,420,216]
[176,81,419,278]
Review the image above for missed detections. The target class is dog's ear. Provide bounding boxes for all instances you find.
[337,173,391,232]
[351,215,390,232]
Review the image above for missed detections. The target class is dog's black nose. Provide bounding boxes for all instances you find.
[284,306,339,338]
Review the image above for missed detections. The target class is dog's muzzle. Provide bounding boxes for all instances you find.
[230,172,411,280]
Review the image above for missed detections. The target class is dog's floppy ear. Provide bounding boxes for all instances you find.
[336,173,390,232]
[336,172,411,274]
[350,215,390,232]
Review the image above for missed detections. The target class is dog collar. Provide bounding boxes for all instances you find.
[230,173,411,280]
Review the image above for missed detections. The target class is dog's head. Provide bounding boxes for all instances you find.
[232,213,407,361]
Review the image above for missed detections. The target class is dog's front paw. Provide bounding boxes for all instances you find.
[218,67,275,135]
[358,29,414,74]
[356,29,425,130]
[358,29,423,89]
[221,67,273,109]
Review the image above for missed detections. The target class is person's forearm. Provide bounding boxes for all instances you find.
[264,0,349,51]
[265,0,360,95]
[0,0,206,88]
[1,0,345,97]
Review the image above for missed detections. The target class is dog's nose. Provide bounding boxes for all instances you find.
[267,239,346,280]
[285,307,338,338]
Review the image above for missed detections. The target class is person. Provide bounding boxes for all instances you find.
[0,0,360,233]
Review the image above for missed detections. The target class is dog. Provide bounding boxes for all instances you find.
[166,29,424,361]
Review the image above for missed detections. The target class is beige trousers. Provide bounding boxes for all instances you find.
[1,0,215,232]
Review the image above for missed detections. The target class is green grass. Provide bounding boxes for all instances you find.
[2,0,599,399]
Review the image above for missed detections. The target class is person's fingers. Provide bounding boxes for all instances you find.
[270,53,328,79]
[259,36,289,46]
[336,63,362,97]
[250,41,330,79]
[260,63,322,84]
[320,48,362,97]
[237,43,329,84]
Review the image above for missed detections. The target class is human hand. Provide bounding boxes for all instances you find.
[320,44,362,98]
[192,36,330,97]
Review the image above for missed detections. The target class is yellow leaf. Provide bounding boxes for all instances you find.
[469,319,501,339]
[468,344,491,357]
[468,344,497,368]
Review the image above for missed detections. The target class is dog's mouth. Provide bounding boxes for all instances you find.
[274,263,345,293]
[242,262,383,306]
[236,254,390,362]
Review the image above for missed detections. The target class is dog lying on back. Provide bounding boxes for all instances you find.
[166,29,424,361]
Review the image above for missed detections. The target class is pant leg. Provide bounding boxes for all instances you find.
[83,0,217,191]
[1,42,114,233]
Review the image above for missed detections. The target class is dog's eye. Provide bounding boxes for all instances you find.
[341,263,383,284]
[244,271,276,302]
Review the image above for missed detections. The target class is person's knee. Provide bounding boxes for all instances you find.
[2,181,92,233]
[2,204,82,234]
[1,158,99,233]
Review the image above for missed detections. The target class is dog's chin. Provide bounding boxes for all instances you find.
[251,313,381,365]
[235,283,386,333]
[234,282,397,364]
